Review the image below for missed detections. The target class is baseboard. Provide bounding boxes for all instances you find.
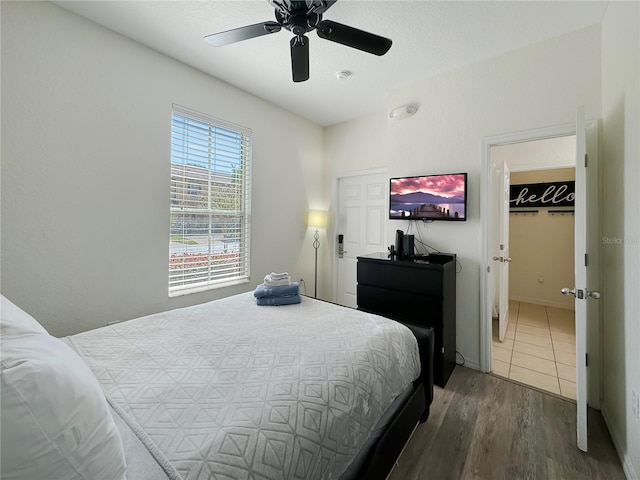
[456,355,480,372]
[602,402,639,480]
[509,294,575,311]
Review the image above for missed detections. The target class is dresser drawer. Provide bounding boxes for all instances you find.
[357,285,443,327]
[358,261,444,296]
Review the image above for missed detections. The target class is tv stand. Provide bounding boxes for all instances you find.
[356,252,456,387]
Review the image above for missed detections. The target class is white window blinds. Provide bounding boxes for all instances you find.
[169,105,251,295]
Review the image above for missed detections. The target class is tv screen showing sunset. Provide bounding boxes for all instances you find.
[390,173,467,220]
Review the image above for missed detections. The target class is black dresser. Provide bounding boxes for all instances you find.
[356,252,457,387]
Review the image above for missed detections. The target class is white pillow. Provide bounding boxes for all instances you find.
[0,296,127,480]
[0,294,49,338]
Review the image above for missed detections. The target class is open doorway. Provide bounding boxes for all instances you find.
[482,115,601,452]
[488,136,577,400]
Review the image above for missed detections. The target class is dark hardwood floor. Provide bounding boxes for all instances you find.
[388,367,626,480]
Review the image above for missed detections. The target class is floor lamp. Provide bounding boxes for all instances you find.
[307,210,327,299]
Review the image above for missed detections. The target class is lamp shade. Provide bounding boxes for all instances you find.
[307,210,327,229]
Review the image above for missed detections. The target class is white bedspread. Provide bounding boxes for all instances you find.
[67,293,420,480]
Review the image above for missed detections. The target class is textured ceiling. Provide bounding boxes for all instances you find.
[55,1,608,126]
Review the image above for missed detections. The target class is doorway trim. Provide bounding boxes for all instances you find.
[480,122,583,373]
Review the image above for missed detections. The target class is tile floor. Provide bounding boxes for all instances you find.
[491,301,576,400]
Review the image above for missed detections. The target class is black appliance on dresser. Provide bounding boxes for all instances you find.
[357,252,457,387]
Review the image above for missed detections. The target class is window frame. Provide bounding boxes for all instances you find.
[169,105,252,296]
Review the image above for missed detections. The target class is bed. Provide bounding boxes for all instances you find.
[0,293,433,480]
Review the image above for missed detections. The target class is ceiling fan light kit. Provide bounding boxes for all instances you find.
[204,0,392,83]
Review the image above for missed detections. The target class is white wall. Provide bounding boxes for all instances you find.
[0,1,325,336]
[600,1,640,478]
[325,25,602,369]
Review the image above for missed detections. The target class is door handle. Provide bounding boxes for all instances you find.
[493,256,512,263]
[504,257,512,263]
[561,287,601,299]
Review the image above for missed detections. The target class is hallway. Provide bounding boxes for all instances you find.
[491,301,576,400]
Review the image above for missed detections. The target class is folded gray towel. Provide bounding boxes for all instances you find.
[254,283,299,298]
[256,294,301,306]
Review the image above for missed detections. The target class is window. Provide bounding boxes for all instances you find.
[169,105,251,295]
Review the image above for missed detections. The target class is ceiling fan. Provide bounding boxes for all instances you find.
[204,0,392,82]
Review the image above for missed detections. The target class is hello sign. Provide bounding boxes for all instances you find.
[510,181,575,208]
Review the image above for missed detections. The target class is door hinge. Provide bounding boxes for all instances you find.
[585,253,588,267]
[585,154,588,167]
[442,347,445,354]
[586,353,589,367]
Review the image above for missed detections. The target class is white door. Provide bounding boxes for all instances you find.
[496,161,511,341]
[336,173,388,308]
[562,106,600,452]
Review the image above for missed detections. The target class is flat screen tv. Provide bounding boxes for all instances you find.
[390,173,467,221]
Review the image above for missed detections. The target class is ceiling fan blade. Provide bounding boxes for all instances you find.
[204,21,281,47]
[316,20,392,56]
[290,35,310,82]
